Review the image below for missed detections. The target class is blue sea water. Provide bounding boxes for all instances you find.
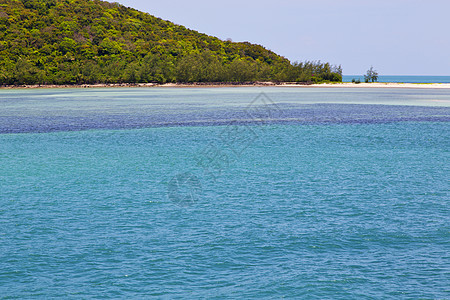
[343,75,450,83]
[0,87,449,298]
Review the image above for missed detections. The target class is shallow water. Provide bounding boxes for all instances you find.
[0,88,449,298]
[1,87,449,133]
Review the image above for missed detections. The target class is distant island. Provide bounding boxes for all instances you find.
[0,0,342,86]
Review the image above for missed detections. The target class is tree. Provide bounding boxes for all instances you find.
[0,0,343,85]
[364,66,378,83]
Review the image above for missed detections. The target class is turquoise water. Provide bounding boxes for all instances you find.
[1,88,449,298]
[343,75,450,83]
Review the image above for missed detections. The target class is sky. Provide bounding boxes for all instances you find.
[116,0,450,75]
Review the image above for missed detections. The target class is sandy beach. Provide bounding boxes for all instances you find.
[308,82,450,89]
[1,82,450,89]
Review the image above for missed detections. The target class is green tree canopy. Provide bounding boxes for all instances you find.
[0,0,342,85]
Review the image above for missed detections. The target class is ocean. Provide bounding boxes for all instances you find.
[0,87,449,298]
[343,75,450,83]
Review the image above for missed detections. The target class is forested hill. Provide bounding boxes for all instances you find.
[0,0,342,85]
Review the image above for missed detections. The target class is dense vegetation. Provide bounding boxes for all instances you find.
[0,0,342,85]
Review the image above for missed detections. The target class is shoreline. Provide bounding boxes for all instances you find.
[1,82,450,89]
[309,82,450,89]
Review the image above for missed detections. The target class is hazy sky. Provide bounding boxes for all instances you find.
[116,0,450,75]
